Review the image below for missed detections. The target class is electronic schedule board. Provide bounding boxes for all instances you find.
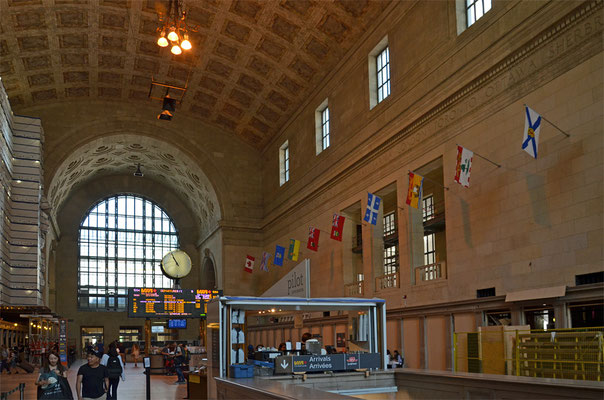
[128,288,222,318]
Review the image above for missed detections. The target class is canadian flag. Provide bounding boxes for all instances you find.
[244,255,255,273]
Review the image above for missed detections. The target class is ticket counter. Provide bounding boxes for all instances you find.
[206,296,387,399]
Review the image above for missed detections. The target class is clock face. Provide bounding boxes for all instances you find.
[161,250,192,279]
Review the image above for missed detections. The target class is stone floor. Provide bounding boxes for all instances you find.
[0,359,188,400]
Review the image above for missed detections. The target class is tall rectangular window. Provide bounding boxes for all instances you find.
[315,99,330,155]
[376,46,390,103]
[383,212,396,236]
[424,233,436,265]
[466,0,491,27]
[422,195,434,222]
[321,107,330,151]
[384,245,398,275]
[279,141,289,186]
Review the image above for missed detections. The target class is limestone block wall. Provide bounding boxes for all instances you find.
[250,0,602,370]
[0,78,47,305]
[255,1,602,300]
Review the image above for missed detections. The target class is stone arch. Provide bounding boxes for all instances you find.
[200,250,217,290]
[47,134,221,241]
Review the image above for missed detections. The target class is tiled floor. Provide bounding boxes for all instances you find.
[0,359,188,400]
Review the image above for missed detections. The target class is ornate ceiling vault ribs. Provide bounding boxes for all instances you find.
[47,135,221,234]
[0,0,392,149]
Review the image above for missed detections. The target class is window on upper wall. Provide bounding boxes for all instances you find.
[368,36,390,109]
[78,194,179,311]
[315,99,330,155]
[279,141,289,186]
[466,0,492,27]
[376,47,391,103]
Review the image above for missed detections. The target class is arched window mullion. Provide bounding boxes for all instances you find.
[77,194,179,311]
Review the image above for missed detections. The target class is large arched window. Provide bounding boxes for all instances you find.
[78,194,179,311]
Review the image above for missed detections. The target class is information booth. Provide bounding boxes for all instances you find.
[206,296,387,399]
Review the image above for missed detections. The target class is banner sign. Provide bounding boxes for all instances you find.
[261,259,310,298]
[274,353,381,374]
[59,319,67,366]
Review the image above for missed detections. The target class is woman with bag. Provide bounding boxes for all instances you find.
[35,351,73,399]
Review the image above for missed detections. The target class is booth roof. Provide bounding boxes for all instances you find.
[216,296,385,311]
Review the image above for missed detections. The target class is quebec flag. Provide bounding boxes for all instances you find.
[363,192,381,225]
[522,105,542,159]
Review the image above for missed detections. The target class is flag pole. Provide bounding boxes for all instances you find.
[409,170,449,191]
[474,152,501,168]
[524,104,570,138]
[456,144,501,168]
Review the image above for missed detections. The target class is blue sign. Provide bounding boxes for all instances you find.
[168,319,187,329]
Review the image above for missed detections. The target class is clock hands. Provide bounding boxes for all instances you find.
[171,253,180,267]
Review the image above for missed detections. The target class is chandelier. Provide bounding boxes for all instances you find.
[156,0,194,55]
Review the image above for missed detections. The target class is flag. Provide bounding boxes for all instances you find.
[522,105,541,158]
[363,192,381,225]
[244,255,254,273]
[274,245,285,266]
[406,172,424,208]
[288,239,300,261]
[260,251,271,272]
[330,213,345,241]
[454,145,473,187]
[307,227,320,251]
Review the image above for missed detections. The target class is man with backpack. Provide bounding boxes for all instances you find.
[100,342,125,400]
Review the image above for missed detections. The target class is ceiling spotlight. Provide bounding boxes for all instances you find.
[162,95,176,112]
[157,110,173,121]
[134,163,144,177]
[171,45,182,55]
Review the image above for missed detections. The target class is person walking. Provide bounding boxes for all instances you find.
[0,345,10,374]
[100,343,125,400]
[35,351,73,399]
[131,343,140,368]
[76,350,109,400]
[173,343,186,384]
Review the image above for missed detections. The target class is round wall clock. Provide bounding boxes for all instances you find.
[160,249,192,279]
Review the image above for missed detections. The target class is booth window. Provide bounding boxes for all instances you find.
[78,194,179,311]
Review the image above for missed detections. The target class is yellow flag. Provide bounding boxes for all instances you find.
[288,239,300,261]
[406,172,424,208]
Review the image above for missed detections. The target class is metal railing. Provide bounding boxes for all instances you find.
[375,272,399,290]
[1,383,25,400]
[344,281,364,296]
[415,262,446,283]
[454,327,604,381]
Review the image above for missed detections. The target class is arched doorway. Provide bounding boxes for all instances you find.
[201,257,216,289]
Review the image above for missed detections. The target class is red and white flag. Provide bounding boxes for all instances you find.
[307,227,320,251]
[330,214,345,241]
[454,145,473,187]
[244,255,255,273]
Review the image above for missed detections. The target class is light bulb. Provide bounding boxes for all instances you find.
[167,30,179,42]
[171,45,182,55]
[157,36,169,47]
[181,39,191,50]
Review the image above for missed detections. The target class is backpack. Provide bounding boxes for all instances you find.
[107,356,122,379]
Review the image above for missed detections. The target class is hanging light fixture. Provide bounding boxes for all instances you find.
[156,0,194,54]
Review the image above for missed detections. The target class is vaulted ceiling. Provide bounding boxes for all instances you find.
[0,0,392,149]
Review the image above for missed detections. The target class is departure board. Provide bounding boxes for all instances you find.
[128,288,222,318]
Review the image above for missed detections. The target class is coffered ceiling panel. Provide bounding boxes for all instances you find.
[0,0,392,149]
